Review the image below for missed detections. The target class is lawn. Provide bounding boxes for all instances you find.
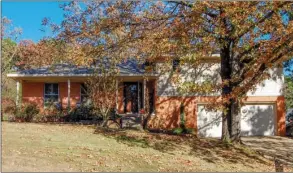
[2,122,292,172]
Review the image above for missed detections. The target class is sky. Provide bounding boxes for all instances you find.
[2,1,64,42]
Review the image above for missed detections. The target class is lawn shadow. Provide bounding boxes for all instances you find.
[93,127,271,165]
[242,137,293,166]
[189,138,270,166]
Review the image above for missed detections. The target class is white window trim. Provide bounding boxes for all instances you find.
[44,83,59,107]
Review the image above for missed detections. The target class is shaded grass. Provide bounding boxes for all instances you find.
[95,126,271,165]
[116,135,150,148]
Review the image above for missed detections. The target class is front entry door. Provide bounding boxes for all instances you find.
[124,82,142,113]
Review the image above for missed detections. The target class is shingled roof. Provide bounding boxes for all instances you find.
[8,59,158,77]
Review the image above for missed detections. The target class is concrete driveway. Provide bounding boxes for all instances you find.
[242,136,293,166]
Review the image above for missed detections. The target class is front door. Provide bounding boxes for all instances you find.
[124,82,142,113]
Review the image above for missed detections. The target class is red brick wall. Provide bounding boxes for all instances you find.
[22,82,44,111]
[70,83,81,108]
[148,96,200,130]
[59,82,81,109]
[59,83,67,109]
[276,96,286,136]
[22,82,81,111]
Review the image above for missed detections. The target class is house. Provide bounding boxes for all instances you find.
[7,55,286,137]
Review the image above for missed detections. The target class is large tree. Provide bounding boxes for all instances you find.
[45,1,293,142]
[1,17,22,100]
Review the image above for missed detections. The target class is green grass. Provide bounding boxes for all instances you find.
[1,122,287,172]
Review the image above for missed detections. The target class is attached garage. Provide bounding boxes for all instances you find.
[197,103,276,138]
[240,104,275,136]
[197,105,222,137]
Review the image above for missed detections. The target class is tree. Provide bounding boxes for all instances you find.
[133,1,293,142]
[2,39,18,98]
[45,1,293,142]
[1,17,22,120]
[285,76,293,110]
[86,59,119,127]
[16,39,85,69]
[1,17,22,101]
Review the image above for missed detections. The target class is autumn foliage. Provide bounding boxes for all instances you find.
[3,2,293,141]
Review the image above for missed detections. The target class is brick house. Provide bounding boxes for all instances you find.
[7,55,286,137]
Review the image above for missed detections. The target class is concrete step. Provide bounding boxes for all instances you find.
[121,114,143,129]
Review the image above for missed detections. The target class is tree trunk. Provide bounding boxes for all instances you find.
[220,44,242,143]
[221,109,231,142]
[230,99,241,142]
[220,45,232,142]
[101,116,109,128]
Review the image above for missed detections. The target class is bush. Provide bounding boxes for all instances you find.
[65,104,96,122]
[2,98,16,115]
[173,128,184,135]
[40,102,65,122]
[34,111,66,123]
[172,127,194,135]
[15,103,39,122]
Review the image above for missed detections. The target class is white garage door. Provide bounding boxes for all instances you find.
[197,104,276,137]
[241,104,275,136]
[197,105,222,138]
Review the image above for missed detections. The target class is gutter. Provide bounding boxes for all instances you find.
[7,73,159,78]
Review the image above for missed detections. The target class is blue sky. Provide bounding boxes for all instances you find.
[2,1,64,42]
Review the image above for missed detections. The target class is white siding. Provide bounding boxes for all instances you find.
[156,62,283,97]
[247,68,284,96]
[156,62,221,96]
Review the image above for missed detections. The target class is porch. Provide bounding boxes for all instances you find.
[13,76,156,126]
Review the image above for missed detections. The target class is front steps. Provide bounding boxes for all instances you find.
[120,114,143,129]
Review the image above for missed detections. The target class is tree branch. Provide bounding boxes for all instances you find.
[232,2,292,41]
[168,1,193,8]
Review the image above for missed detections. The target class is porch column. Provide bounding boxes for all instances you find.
[116,79,118,111]
[143,78,146,109]
[16,80,20,107]
[138,81,140,112]
[67,79,71,110]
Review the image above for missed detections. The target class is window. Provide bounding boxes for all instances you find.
[172,59,180,71]
[80,83,88,103]
[44,83,59,106]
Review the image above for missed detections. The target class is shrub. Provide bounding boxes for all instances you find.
[65,104,96,122]
[33,113,45,122]
[34,110,66,123]
[2,98,16,115]
[27,102,65,123]
[15,103,39,122]
[44,102,61,114]
[41,102,65,122]
[173,127,184,135]
[172,127,194,135]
